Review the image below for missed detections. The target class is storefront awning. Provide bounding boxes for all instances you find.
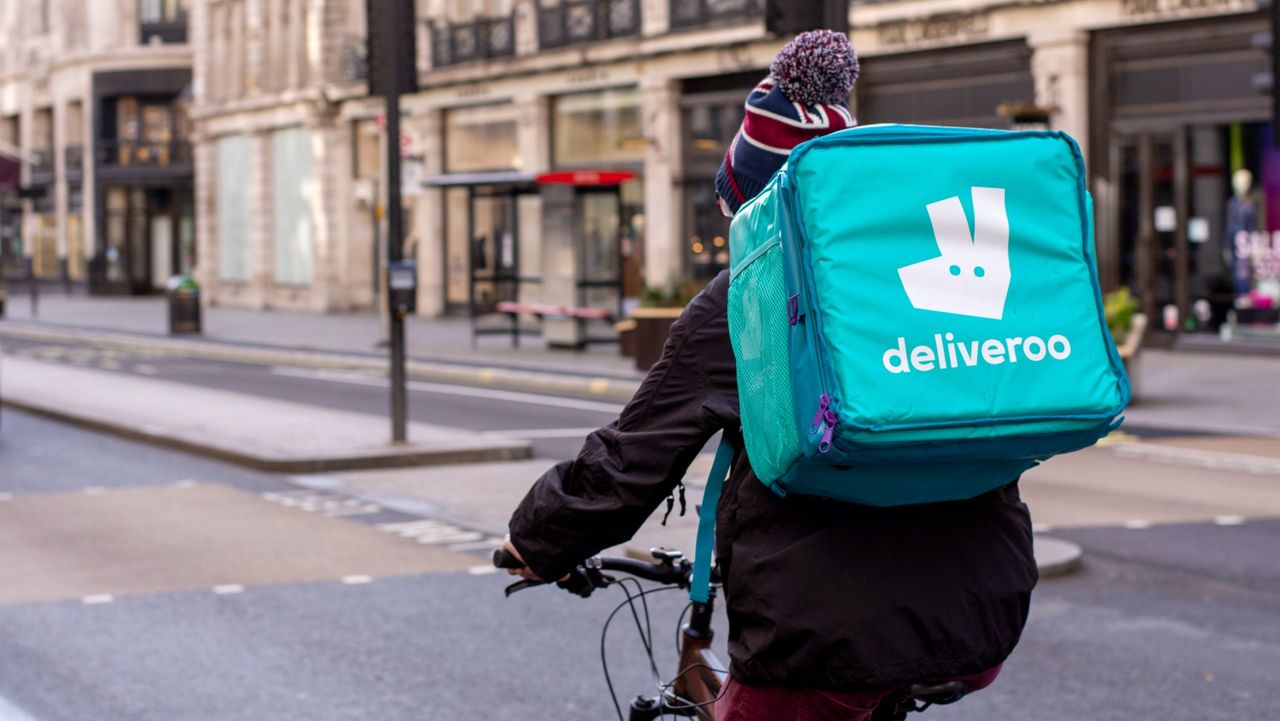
[421,169,637,189]
[0,155,18,193]
[420,170,538,188]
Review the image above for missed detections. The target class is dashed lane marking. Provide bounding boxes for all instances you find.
[262,490,381,518]
[341,575,373,585]
[1214,515,1245,526]
[82,486,105,495]
[1033,523,1053,533]
[81,594,114,605]
[468,565,499,576]
[0,690,43,721]
[174,480,198,489]
[213,584,245,595]
[1122,519,1152,530]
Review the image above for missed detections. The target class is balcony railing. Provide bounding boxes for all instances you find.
[30,148,55,184]
[64,144,84,178]
[431,15,517,67]
[139,19,187,44]
[668,0,762,30]
[537,0,641,50]
[97,139,193,168]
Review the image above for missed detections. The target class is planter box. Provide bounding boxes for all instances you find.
[1115,313,1147,403]
[630,307,684,371]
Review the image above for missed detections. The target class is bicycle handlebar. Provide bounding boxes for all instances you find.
[493,548,701,598]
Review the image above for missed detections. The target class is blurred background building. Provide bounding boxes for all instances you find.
[1,0,1275,346]
[0,0,192,295]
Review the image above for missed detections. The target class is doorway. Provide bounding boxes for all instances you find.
[1114,130,1187,336]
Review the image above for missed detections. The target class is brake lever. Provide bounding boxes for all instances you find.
[503,579,547,597]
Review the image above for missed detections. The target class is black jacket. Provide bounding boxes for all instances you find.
[508,271,1038,691]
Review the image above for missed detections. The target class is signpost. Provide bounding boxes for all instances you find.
[367,0,418,443]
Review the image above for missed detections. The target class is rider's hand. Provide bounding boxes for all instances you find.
[501,535,542,582]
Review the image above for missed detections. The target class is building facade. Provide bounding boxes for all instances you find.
[0,0,194,295]
[187,0,1273,342]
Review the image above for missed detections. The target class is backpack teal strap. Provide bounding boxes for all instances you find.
[690,438,735,604]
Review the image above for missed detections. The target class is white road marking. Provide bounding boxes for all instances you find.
[268,366,624,414]
[1122,519,1151,530]
[213,584,245,595]
[483,427,598,439]
[0,691,43,721]
[468,565,498,576]
[341,575,373,585]
[81,594,114,605]
[174,480,198,489]
[82,486,106,495]
[1214,515,1245,526]
[1110,443,1280,476]
[0,492,13,502]
[1032,523,1053,533]
[448,537,506,553]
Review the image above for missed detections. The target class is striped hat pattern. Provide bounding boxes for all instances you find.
[716,30,859,215]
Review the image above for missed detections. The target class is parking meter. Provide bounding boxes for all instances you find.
[387,259,417,317]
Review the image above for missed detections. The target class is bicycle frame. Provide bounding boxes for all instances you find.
[629,588,725,721]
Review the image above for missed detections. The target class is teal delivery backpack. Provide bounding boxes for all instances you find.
[689,124,1129,602]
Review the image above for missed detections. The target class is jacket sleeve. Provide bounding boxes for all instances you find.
[507,275,737,582]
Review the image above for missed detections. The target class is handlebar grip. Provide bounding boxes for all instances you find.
[493,548,526,570]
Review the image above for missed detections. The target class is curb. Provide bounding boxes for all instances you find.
[1034,535,1083,578]
[0,323,642,403]
[3,395,533,473]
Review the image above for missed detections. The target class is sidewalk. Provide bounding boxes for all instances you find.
[1,292,641,379]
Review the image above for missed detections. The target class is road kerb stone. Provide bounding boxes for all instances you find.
[1034,535,1083,578]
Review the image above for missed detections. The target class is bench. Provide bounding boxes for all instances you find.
[473,301,616,348]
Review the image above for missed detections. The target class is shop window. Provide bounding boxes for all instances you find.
[271,126,314,285]
[216,135,251,281]
[444,103,520,172]
[681,94,743,280]
[551,87,644,167]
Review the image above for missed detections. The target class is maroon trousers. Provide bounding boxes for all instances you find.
[715,665,1002,721]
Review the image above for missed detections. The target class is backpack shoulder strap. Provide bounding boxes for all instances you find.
[689,437,736,603]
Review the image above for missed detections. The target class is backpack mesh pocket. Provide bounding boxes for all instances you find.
[728,241,803,484]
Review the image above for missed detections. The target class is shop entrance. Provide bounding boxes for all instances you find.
[1113,123,1278,338]
[100,185,194,294]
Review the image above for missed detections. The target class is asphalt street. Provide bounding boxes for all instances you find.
[0,336,623,459]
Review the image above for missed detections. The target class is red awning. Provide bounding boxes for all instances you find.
[535,170,635,187]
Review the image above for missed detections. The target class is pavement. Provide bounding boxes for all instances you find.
[0,292,644,400]
[1,356,530,472]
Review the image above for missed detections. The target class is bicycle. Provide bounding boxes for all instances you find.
[494,547,975,721]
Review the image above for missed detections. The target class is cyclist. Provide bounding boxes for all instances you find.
[504,30,1037,720]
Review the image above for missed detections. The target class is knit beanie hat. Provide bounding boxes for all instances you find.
[715,29,859,215]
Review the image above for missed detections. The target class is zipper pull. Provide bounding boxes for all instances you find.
[819,409,838,453]
[787,294,800,326]
[809,393,831,435]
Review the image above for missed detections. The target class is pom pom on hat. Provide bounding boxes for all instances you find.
[770,29,859,107]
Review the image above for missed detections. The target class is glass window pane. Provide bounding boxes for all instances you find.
[552,87,644,167]
[272,126,314,285]
[444,103,519,172]
[216,135,251,281]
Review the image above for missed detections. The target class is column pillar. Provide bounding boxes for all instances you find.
[1029,30,1090,162]
[411,107,445,317]
[248,130,274,307]
[640,76,683,293]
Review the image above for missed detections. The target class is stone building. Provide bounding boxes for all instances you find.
[0,0,193,294]
[188,0,1274,343]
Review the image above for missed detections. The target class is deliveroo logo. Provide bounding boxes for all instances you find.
[883,186,1074,375]
[897,187,1011,321]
